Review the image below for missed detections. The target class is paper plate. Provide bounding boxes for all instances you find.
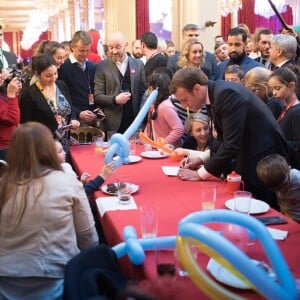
[225,198,270,214]
[101,183,139,195]
[113,155,142,164]
[207,258,276,289]
[141,151,169,159]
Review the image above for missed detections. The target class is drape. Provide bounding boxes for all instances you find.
[221,0,293,37]
[136,0,150,39]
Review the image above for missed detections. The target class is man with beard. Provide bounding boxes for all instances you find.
[254,28,273,69]
[94,32,146,134]
[214,27,262,80]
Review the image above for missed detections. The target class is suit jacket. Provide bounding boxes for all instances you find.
[20,80,74,134]
[205,80,289,208]
[94,56,147,132]
[214,55,263,80]
[2,50,17,67]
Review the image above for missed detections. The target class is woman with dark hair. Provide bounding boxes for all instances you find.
[0,122,98,299]
[143,73,184,147]
[20,54,80,157]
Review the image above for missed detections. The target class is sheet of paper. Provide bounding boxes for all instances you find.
[96,196,138,217]
[161,166,180,176]
[267,227,288,240]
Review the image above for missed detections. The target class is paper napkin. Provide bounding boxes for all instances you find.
[161,166,180,176]
[267,228,288,240]
[96,196,138,217]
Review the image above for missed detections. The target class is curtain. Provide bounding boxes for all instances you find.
[221,0,293,36]
[136,0,150,39]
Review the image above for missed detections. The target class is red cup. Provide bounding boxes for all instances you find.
[225,171,245,195]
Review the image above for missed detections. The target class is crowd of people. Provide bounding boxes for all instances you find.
[1,20,300,299]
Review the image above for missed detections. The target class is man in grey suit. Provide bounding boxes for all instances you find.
[94,32,147,133]
[214,27,263,80]
[167,23,217,79]
[0,25,17,69]
[170,67,289,210]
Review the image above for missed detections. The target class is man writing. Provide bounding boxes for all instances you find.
[170,67,289,210]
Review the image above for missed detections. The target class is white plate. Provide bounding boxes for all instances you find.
[141,151,169,159]
[101,183,139,195]
[113,155,142,164]
[207,258,276,289]
[225,198,270,214]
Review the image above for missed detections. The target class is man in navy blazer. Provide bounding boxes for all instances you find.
[94,32,146,133]
[214,27,263,80]
[170,67,289,210]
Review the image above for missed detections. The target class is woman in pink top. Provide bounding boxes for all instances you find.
[144,73,184,147]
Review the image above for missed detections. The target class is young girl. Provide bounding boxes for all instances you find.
[257,154,300,222]
[144,73,184,147]
[55,140,115,194]
[174,112,211,164]
[268,66,300,169]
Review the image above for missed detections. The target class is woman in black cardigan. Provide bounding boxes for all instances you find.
[20,54,80,156]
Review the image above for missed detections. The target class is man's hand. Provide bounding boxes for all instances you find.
[79,110,97,123]
[178,168,201,181]
[183,157,203,170]
[115,92,131,104]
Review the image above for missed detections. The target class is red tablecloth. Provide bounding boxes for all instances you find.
[70,144,300,299]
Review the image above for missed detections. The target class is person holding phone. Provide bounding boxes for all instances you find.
[20,54,80,161]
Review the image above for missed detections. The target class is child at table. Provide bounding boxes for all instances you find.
[256,154,300,222]
[55,140,115,194]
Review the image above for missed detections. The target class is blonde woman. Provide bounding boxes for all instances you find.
[174,112,211,164]
[245,67,284,119]
[177,38,210,78]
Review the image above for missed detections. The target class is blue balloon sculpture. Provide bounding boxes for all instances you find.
[112,210,298,300]
[104,88,158,168]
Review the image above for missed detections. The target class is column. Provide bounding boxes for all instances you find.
[172,0,220,53]
[104,0,136,44]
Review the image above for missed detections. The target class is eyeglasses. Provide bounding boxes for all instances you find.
[269,175,290,192]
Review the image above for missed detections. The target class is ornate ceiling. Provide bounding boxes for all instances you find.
[0,0,35,31]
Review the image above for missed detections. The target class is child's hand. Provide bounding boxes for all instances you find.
[100,162,115,180]
[80,172,90,184]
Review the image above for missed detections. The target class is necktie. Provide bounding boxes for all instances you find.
[261,58,267,65]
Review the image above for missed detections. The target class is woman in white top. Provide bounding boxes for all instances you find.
[0,122,98,300]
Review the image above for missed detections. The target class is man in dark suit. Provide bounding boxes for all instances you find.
[214,27,263,80]
[167,23,217,79]
[254,28,273,69]
[0,25,17,69]
[94,32,146,134]
[269,34,300,98]
[170,67,289,210]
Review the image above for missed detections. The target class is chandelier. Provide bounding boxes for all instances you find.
[35,0,68,17]
[220,0,243,17]
[254,0,287,18]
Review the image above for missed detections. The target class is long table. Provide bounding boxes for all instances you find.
[70,144,300,299]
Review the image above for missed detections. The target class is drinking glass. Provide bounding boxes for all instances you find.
[140,205,158,238]
[156,247,176,278]
[117,181,132,205]
[234,190,252,214]
[201,184,217,210]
